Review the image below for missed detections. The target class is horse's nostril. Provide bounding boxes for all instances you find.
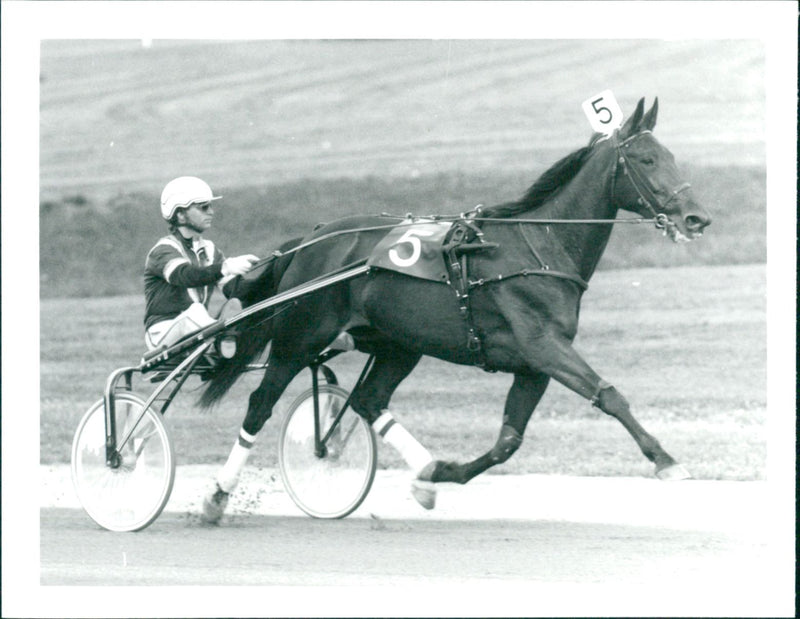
[685,214,710,231]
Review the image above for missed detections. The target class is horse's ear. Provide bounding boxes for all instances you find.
[619,97,646,138]
[641,97,659,131]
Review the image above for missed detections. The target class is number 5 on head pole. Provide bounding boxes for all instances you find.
[582,90,624,135]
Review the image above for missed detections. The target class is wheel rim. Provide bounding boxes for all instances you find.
[71,394,175,531]
[279,385,376,518]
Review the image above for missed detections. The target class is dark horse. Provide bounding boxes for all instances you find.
[200,98,712,522]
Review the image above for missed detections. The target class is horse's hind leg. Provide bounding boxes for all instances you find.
[348,349,441,508]
[419,371,551,485]
[202,354,310,524]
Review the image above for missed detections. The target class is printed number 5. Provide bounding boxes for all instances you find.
[582,90,622,135]
[389,228,435,268]
[591,97,613,124]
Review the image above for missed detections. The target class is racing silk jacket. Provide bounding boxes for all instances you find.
[144,233,232,329]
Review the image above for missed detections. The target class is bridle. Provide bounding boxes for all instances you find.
[610,130,692,232]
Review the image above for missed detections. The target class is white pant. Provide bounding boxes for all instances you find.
[145,302,216,351]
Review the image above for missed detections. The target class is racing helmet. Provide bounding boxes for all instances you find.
[160,176,222,220]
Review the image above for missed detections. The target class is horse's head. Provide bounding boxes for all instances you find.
[611,98,711,242]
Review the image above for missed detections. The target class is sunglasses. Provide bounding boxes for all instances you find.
[189,202,213,212]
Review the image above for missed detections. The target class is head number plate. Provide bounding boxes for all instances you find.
[582,90,623,135]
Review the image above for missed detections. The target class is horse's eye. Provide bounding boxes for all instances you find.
[641,157,655,166]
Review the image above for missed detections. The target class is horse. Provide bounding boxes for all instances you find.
[199,97,712,522]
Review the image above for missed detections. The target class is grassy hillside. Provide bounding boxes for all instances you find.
[39,40,765,297]
[40,165,764,298]
[39,39,765,200]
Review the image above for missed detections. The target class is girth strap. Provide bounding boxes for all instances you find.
[442,220,498,368]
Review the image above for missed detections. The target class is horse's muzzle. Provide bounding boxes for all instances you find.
[669,196,712,242]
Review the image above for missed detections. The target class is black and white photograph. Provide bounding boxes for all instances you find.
[2,1,796,617]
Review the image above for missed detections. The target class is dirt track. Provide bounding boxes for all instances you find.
[38,467,790,617]
[40,508,774,616]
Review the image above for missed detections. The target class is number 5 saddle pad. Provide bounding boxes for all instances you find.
[367,220,451,283]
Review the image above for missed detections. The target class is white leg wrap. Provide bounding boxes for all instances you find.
[373,411,433,476]
[216,429,256,493]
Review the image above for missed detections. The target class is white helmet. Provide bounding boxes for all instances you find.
[160,176,222,220]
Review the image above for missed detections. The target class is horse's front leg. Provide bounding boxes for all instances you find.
[420,371,551,485]
[536,334,690,480]
[202,356,307,524]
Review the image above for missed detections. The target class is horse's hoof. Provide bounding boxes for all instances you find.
[410,479,437,510]
[201,483,230,524]
[656,463,692,481]
[417,460,438,482]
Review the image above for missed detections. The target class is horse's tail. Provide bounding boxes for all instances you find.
[198,237,302,408]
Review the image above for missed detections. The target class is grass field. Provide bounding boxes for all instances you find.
[40,263,766,480]
[39,39,764,201]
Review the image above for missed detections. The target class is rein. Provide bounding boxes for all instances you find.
[260,130,682,265]
[266,212,659,264]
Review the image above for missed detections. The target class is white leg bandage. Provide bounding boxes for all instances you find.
[216,429,257,493]
[372,411,433,476]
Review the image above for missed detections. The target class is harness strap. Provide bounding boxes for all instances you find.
[442,220,497,368]
[469,268,588,292]
[517,223,549,270]
[496,223,588,291]
[442,217,591,367]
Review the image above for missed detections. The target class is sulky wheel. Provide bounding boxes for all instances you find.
[279,384,377,518]
[71,392,175,532]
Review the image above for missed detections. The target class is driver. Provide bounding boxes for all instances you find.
[144,176,259,356]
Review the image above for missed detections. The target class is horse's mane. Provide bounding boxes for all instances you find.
[478,133,604,219]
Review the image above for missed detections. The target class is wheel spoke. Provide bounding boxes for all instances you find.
[71,394,175,531]
[279,385,376,518]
